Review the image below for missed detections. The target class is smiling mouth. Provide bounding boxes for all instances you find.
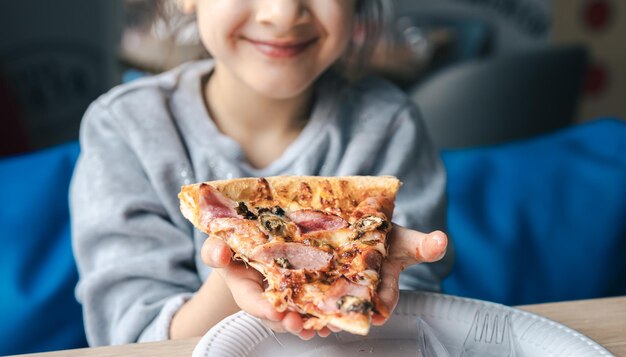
[246,38,318,59]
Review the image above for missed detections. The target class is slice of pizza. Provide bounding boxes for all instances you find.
[178,176,401,335]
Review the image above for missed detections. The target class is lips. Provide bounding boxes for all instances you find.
[246,38,318,59]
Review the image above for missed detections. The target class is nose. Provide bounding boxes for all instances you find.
[256,0,309,31]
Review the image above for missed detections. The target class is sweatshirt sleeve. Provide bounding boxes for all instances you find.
[70,101,201,346]
[371,101,455,292]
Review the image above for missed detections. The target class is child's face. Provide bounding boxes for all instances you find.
[184,0,357,99]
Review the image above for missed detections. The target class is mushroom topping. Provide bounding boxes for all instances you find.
[274,257,292,269]
[353,215,388,233]
[256,206,301,241]
[236,202,257,220]
[258,206,285,216]
[258,212,287,237]
[336,295,374,314]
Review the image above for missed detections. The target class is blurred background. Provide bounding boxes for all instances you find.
[2,0,626,154]
[1,0,625,355]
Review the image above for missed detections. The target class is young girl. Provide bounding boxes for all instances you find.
[71,0,452,345]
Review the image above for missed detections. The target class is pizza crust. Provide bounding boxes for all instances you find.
[304,313,370,336]
[179,176,400,224]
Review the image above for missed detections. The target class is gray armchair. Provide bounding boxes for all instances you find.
[411,45,589,149]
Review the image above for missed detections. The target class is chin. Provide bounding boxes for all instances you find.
[249,77,316,100]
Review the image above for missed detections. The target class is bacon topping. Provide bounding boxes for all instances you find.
[362,249,383,271]
[199,184,239,227]
[251,242,333,271]
[288,210,348,233]
[208,218,268,258]
[317,277,370,312]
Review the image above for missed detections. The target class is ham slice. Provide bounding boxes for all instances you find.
[317,277,370,312]
[288,210,348,233]
[362,249,383,271]
[251,242,333,270]
[199,184,238,226]
[208,218,268,257]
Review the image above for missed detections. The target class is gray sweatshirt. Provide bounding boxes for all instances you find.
[70,60,453,346]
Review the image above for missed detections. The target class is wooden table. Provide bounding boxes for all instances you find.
[517,295,626,356]
[16,296,626,357]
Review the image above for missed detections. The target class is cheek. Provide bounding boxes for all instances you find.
[319,24,354,65]
[318,5,356,55]
[196,26,216,55]
[195,1,247,55]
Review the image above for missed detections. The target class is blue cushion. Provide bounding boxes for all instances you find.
[442,119,626,305]
[0,141,87,355]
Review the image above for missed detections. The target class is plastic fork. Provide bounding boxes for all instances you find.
[416,317,450,357]
[460,308,515,357]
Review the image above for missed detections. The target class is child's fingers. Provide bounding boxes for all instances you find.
[327,324,342,333]
[201,236,232,268]
[369,226,448,329]
[317,327,332,338]
[388,226,448,265]
[372,313,387,326]
[261,319,287,333]
[372,260,402,326]
[265,315,333,337]
[220,263,285,322]
[275,311,304,334]
[298,329,317,340]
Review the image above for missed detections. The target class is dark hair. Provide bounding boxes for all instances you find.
[343,0,392,79]
[132,0,391,77]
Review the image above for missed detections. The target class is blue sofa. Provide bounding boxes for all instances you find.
[0,141,87,355]
[442,118,626,305]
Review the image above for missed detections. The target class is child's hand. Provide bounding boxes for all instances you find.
[201,225,448,338]
[201,237,323,339]
[372,225,448,326]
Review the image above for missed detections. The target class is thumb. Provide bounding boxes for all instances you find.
[388,225,448,266]
[201,236,233,268]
